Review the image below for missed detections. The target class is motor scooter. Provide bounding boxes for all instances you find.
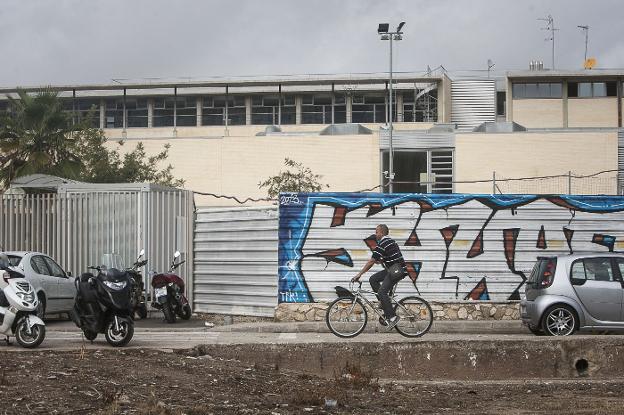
[127,249,148,320]
[70,261,134,347]
[0,255,46,348]
[151,251,191,323]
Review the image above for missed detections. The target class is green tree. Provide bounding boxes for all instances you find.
[0,88,81,188]
[73,127,184,187]
[258,158,328,198]
[0,89,184,189]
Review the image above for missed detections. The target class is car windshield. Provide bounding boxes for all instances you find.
[7,255,21,267]
[101,253,125,270]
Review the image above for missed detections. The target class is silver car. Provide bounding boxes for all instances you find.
[521,252,624,336]
[3,251,76,319]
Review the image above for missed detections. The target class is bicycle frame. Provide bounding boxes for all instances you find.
[347,281,406,323]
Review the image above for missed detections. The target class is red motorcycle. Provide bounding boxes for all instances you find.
[151,251,191,323]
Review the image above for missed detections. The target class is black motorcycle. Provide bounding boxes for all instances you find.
[70,265,135,347]
[127,249,148,320]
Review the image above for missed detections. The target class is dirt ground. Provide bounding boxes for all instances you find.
[1,348,624,415]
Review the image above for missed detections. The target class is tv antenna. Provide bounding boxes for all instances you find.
[487,59,495,78]
[577,25,589,63]
[538,14,558,69]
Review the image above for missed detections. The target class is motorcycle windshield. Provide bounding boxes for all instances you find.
[101,253,125,271]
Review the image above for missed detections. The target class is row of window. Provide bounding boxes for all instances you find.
[512,81,619,99]
[2,91,438,129]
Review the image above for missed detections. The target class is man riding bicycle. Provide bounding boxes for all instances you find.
[351,224,407,330]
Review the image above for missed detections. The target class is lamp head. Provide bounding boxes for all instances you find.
[378,23,389,34]
[397,22,405,32]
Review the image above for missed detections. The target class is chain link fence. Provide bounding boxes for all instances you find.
[493,170,619,195]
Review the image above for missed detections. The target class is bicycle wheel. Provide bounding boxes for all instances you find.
[393,296,433,338]
[325,297,368,338]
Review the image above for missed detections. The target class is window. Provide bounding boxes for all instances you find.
[176,96,197,127]
[352,94,388,123]
[7,255,22,267]
[512,83,562,98]
[402,87,438,122]
[126,98,148,128]
[62,98,101,128]
[105,99,124,129]
[301,94,333,124]
[496,91,506,116]
[153,97,175,127]
[31,256,51,276]
[202,95,246,126]
[571,257,614,282]
[251,95,295,125]
[43,257,65,278]
[568,81,617,98]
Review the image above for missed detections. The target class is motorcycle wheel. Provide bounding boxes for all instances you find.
[83,329,97,342]
[15,320,46,349]
[104,318,134,347]
[178,304,192,320]
[136,304,148,320]
[163,301,176,324]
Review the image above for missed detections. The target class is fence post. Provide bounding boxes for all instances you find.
[492,171,496,194]
[568,171,572,195]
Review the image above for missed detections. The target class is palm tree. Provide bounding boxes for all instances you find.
[0,88,82,189]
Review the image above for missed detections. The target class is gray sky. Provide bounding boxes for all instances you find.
[1,0,623,87]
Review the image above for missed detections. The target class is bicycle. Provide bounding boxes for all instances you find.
[325,280,433,338]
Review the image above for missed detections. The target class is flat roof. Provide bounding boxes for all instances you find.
[507,69,624,79]
[0,72,443,94]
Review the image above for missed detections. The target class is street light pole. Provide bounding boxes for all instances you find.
[379,22,404,194]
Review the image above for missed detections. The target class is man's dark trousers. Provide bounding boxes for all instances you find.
[370,269,405,319]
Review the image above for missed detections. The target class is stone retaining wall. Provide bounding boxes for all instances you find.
[274,302,521,322]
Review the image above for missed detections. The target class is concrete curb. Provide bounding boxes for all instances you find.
[44,318,526,334]
[210,320,526,334]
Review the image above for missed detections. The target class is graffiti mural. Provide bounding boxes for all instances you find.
[278,193,624,303]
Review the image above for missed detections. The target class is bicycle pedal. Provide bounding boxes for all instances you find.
[378,316,388,326]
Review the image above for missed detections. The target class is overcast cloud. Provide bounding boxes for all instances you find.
[1,0,623,87]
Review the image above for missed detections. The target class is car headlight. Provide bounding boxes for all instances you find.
[103,280,127,290]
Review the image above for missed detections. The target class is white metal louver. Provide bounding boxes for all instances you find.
[618,129,624,194]
[451,80,496,132]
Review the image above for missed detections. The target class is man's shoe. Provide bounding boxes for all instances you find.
[386,315,400,330]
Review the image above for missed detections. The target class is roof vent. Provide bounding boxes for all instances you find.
[529,60,544,71]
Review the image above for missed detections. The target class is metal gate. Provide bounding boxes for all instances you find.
[193,206,278,316]
[0,189,194,303]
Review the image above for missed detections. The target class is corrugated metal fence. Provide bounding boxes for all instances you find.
[193,206,278,317]
[0,191,194,301]
[278,193,624,303]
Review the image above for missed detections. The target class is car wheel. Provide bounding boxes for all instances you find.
[36,294,46,320]
[542,304,577,336]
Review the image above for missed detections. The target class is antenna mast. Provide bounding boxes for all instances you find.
[577,25,589,63]
[538,14,558,69]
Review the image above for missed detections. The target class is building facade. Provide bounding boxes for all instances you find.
[1,68,622,205]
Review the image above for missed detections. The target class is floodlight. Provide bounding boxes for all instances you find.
[397,22,405,32]
[380,34,389,40]
[378,23,389,34]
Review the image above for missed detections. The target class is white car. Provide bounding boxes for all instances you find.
[3,251,76,319]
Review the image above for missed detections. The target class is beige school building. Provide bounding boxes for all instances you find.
[1,69,622,204]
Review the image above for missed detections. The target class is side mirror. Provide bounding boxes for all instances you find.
[66,271,72,278]
[174,251,181,259]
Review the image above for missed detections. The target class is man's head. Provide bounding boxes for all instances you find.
[375,224,389,240]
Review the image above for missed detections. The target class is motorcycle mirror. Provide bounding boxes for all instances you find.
[174,251,181,259]
[138,248,145,258]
